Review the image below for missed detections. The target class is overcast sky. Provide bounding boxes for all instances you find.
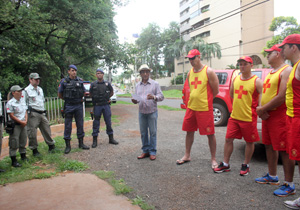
[114,0,300,43]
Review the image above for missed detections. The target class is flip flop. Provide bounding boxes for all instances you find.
[211,162,218,169]
[176,159,191,165]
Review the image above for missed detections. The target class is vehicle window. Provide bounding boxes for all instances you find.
[84,84,90,91]
[251,71,262,79]
[238,70,262,79]
[216,72,228,85]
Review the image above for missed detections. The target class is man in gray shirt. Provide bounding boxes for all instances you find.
[25,73,55,156]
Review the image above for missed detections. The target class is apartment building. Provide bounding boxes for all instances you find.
[175,0,274,76]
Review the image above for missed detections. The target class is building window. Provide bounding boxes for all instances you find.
[198,31,210,38]
[201,5,210,13]
[190,0,200,7]
[180,8,189,17]
[190,9,201,19]
[180,0,189,7]
[192,18,210,29]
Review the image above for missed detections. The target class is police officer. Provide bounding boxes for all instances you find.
[24,73,56,156]
[0,92,5,172]
[58,65,89,154]
[90,68,118,148]
[6,85,28,167]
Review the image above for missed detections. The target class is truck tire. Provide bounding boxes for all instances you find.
[213,103,229,126]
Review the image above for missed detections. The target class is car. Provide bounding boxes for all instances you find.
[83,81,92,103]
[181,68,270,126]
[110,90,117,103]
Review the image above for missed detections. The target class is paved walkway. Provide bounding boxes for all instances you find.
[0,173,141,210]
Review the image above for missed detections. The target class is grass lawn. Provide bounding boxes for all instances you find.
[118,89,182,99]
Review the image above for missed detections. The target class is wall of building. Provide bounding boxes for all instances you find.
[241,0,274,67]
[177,0,275,72]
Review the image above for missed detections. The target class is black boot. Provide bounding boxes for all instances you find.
[78,138,90,150]
[92,136,98,148]
[32,148,41,157]
[109,134,118,145]
[64,139,71,154]
[11,156,22,167]
[20,153,28,161]
[48,144,56,153]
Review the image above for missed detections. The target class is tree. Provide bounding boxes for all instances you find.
[0,0,122,96]
[135,23,163,79]
[263,16,300,56]
[162,22,180,76]
[186,37,222,66]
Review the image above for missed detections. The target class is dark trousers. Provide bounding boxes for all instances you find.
[64,103,85,140]
[92,104,113,137]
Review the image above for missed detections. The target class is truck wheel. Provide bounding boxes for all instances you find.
[213,103,229,126]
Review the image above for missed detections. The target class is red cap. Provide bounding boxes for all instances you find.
[185,49,201,58]
[264,44,281,52]
[278,34,300,48]
[237,56,253,64]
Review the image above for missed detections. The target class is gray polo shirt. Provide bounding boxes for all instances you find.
[6,97,27,121]
[24,84,45,111]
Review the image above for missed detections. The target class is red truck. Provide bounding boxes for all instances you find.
[181,68,271,126]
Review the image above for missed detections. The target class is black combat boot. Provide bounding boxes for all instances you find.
[48,144,56,153]
[11,156,22,167]
[64,139,71,154]
[78,138,90,150]
[32,148,41,157]
[92,136,98,148]
[20,153,28,161]
[109,134,118,145]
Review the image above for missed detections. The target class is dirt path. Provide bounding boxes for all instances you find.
[0,104,294,210]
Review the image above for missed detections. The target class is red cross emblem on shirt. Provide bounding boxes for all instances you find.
[191,77,202,89]
[235,86,248,99]
[263,79,271,93]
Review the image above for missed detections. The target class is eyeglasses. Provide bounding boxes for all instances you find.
[189,56,197,61]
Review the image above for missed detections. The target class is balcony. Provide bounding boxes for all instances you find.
[180,23,191,33]
[180,1,190,13]
[180,12,190,24]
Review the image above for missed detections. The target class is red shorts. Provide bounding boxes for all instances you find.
[286,116,300,161]
[182,108,215,135]
[226,118,259,142]
[262,109,287,151]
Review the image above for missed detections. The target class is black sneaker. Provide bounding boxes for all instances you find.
[240,164,250,176]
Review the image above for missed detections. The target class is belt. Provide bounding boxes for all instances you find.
[66,101,83,105]
[94,103,107,106]
[32,109,46,114]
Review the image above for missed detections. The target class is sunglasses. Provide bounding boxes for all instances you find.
[189,56,197,60]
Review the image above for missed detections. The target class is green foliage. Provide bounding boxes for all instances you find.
[264,16,300,56]
[33,172,56,179]
[0,0,124,96]
[158,105,182,111]
[109,178,133,195]
[58,160,88,172]
[93,170,115,179]
[93,170,132,195]
[162,89,182,98]
[0,136,89,185]
[226,64,238,69]
[171,73,187,85]
[131,196,155,210]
